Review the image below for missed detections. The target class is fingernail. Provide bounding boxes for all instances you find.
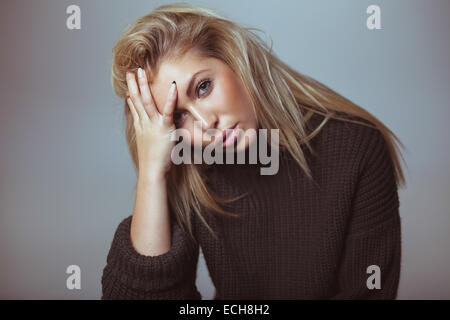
[137,67,143,78]
[170,81,176,94]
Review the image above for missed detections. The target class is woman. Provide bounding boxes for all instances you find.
[101,3,407,300]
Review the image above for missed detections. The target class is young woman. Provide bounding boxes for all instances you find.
[101,3,407,300]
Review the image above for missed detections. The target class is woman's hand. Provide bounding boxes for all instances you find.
[126,67,178,179]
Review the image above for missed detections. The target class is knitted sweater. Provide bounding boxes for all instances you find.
[101,112,402,299]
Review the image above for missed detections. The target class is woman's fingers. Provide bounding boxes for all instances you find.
[126,71,149,122]
[136,68,158,120]
[162,81,178,127]
[126,69,177,128]
[126,97,139,126]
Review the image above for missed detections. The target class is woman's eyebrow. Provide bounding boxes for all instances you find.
[186,69,210,97]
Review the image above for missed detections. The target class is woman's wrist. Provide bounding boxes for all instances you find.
[138,168,167,184]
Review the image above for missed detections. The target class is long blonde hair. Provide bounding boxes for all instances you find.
[111,2,407,242]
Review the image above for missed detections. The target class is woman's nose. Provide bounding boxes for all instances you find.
[189,106,218,131]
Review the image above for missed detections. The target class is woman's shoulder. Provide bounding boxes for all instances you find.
[305,110,377,133]
[306,110,380,140]
[304,110,386,165]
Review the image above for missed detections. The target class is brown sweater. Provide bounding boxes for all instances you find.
[101,112,402,299]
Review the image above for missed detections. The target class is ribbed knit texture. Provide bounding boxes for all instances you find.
[101,112,402,300]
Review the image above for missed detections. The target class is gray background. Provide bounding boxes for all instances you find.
[1,0,449,299]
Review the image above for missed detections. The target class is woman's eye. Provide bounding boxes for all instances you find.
[173,111,187,127]
[196,79,212,97]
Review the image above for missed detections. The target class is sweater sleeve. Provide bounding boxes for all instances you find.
[101,215,202,300]
[330,128,402,300]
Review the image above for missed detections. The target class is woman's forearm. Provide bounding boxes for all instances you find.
[130,172,171,256]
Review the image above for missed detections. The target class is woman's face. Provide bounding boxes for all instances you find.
[149,48,258,151]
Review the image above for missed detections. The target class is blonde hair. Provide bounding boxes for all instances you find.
[111,2,407,242]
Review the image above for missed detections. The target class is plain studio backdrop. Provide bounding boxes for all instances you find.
[1,0,449,299]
